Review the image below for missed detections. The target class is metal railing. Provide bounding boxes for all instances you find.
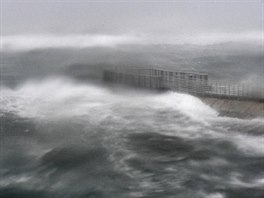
[103,68,264,101]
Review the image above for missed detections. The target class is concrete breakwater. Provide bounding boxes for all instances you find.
[201,97,263,118]
[103,68,264,118]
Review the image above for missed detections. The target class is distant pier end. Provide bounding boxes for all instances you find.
[103,68,264,118]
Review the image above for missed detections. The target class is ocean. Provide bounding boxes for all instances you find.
[0,45,264,198]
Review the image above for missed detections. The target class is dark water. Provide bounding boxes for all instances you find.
[0,46,264,198]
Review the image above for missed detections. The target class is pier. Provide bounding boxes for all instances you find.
[103,68,264,118]
[104,68,263,101]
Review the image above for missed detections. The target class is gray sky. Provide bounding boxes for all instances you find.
[1,0,263,50]
[2,0,262,35]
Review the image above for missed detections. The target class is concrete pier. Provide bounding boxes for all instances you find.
[103,68,264,118]
[201,97,263,118]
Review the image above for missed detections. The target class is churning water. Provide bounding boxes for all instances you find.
[1,42,264,198]
[1,77,263,198]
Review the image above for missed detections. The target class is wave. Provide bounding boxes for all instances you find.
[1,77,264,198]
[1,77,263,156]
[0,77,217,121]
[1,34,142,51]
[1,31,261,51]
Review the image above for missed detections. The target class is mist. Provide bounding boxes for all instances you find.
[2,0,263,88]
[2,38,263,90]
[1,1,264,198]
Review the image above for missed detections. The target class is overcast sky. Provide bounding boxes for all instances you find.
[2,0,262,35]
[1,0,263,49]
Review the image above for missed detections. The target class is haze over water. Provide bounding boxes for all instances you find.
[1,1,264,198]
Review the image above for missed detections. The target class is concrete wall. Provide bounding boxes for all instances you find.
[201,97,264,119]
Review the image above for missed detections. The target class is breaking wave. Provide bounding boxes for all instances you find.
[1,77,263,197]
[1,31,261,52]
[1,34,142,51]
[1,77,217,121]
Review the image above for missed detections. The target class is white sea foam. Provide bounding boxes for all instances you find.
[1,78,263,157]
[0,78,114,120]
[206,193,225,198]
[231,134,264,156]
[0,78,217,122]
[1,78,264,195]
[0,175,31,187]
[151,91,218,122]
[213,117,264,156]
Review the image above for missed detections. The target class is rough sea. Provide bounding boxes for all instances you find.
[1,45,264,198]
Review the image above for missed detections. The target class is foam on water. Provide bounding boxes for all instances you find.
[1,78,114,120]
[151,91,218,122]
[0,78,217,122]
[1,78,262,141]
[1,78,263,156]
[1,77,264,197]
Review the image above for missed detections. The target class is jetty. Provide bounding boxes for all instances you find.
[103,67,264,118]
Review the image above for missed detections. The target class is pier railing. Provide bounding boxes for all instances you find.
[103,68,264,101]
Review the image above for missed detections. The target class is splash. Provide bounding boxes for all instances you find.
[0,78,115,120]
[151,91,218,121]
[1,77,263,156]
[1,77,264,197]
[1,78,217,122]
